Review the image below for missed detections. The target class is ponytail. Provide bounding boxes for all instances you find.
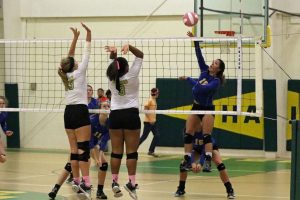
[106,57,129,93]
[217,59,226,86]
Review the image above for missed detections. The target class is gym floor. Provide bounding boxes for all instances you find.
[0,149,290,200]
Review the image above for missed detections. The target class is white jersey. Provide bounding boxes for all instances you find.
[65,42,91,105]
[110,57,143,110]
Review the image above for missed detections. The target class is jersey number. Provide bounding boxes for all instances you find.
[67,76,75,90]
[118,80,128,96]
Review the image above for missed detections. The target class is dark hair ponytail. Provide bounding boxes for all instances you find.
[217,59,226,85]
[106,57,129,92]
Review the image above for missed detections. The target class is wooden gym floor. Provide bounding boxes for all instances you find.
[0,149,290,200]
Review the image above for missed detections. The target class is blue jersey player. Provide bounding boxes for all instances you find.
[179,31,225,172]
[87,85,110,199]
[0,96,13,163]
[175,128,235,199]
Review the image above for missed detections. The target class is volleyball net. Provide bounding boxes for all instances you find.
[0,36,262,117]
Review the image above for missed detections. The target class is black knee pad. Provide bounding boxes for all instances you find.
[64,162,72,173]
[78,141,90,162]
[99,162,108,171]
[111,152,123,159]
[217,163,226,171]
[203,134,212,144]
[70,153,79,161]
[184,133,193,144]
[126,152,138,160]
[179,163,186,172]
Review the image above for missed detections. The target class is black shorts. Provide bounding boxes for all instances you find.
[191,103,215,120]
[109,108,141,130]
[64,104,90,129]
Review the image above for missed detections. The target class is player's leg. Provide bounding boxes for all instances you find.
[75,125,92,197]
[66,130,80,185]
[48,162,72,199]
[175,167,188,197]
[124,129,140,200]
[96,151,108,199]
[213,149,235,199]
[202,114,214,172]
[182,115,199,170]
[109,129,124,197]
[0,139,6,163]
[96,134,110,199]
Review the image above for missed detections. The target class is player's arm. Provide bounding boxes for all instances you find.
[81,22,91,42]
[105,46,117,60]
[68,27,80,57]
[79,23,91,72]
[187,31,209,71]
[178,76,197,86]
[0,113,13,136]
[122,44,144,59]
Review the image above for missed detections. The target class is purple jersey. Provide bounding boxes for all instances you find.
[186,41,220,106]
[192,131,217,165]
[0,112,8,133]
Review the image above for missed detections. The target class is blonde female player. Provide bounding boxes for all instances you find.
[58,22,92,199]
[0,96,13,163]
[105,44,143,200]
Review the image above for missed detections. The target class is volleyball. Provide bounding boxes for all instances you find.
[183,12,199,27]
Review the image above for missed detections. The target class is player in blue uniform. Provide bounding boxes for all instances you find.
[93,100,110,199]
[179,31,225,172]
[175,128,235,199]
[0,96,13,163]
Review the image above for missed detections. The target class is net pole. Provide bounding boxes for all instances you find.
[236,35,242,114]
[255,41,263,116]
[291,120,300,200]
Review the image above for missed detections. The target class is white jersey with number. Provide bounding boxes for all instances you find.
[110,57,143,110]
[65,42,91,105]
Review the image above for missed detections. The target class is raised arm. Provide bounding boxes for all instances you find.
[122,44,144,59]
[68,27,80,57]
[78,23,91,73]
[187,31,208,71]
[81,22,91,42]
[105,46,117,60]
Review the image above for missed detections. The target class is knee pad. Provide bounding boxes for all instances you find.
[217,163,226,171]
[126,152,138,160]
[179,163,186,172]
[99,162,108,171]
[111,152,123,159]
[64,162,72,173]
[78,141,90,162]
[184,133,193,144]
[70,153,79,161]
[203,134,212,144]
